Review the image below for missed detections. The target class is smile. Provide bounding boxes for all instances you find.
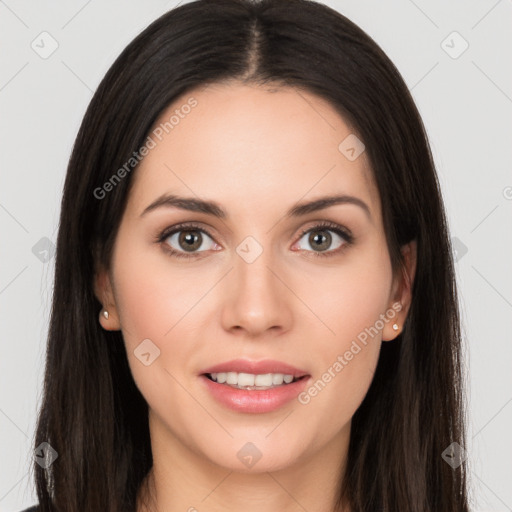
[199,359,311,413]
[206,371,303,390]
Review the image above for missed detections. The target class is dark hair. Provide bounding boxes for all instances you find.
[32,0,470,510]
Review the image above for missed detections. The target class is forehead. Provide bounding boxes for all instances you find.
[128,82,380,221]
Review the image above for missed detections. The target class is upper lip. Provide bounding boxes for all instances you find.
[201,359,309,378]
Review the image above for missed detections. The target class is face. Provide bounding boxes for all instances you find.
[95,82,415,474]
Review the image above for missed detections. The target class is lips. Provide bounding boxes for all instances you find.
[199,359,311,413]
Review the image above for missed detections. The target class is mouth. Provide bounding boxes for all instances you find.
[203,371,308,390]
[199,359,310,413]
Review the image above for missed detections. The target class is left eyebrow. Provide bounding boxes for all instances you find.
[286,194,372,221]
[139,193,371,221]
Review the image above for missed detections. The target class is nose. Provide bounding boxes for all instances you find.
[220,244,293,338]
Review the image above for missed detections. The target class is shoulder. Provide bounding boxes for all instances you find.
[19,506,38,512]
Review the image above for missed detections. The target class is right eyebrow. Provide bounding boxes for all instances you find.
[140,194,226,218]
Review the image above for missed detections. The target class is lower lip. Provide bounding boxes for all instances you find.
[200,375,310,413]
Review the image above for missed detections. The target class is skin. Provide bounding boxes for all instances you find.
[94,82,416,512]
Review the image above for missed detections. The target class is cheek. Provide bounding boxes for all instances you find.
[110,240,203,392]
[112,236,202,344]
[306,240,392,339]
[297,245,392,412]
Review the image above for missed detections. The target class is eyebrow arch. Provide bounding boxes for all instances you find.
[140,193,371,220]
[286,195,371,220]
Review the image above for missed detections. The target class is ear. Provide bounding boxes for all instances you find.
[382,240,417,341]
[93,265,121,331]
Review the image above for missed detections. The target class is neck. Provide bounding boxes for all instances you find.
[136,410,351,512]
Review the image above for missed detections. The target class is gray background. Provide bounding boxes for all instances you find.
[1,0,511,510]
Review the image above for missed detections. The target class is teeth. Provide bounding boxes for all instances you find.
[208,371,297,389]
[272,373,284,385]
[226,372,238,385]
[238,373,255,387]
[255,374,273,386]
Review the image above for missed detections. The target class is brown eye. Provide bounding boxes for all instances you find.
[296,227,346,254]
[162,227,217,256]
[177,230,203,252]
[307,230,332,252]
[292,222,353,258]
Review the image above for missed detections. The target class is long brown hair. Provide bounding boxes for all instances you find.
[32,0,470,510]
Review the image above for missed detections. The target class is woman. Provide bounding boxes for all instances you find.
[25,0,470,510]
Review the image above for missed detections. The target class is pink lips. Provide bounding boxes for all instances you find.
[201,359,309,379]
[199,359,310,414]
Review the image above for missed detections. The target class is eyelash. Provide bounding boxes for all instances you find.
[156,221,354,260]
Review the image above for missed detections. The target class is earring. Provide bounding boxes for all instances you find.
[103,309,109,319]
[392,323,399,331]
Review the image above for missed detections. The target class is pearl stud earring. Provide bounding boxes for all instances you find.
[103,310,109,319]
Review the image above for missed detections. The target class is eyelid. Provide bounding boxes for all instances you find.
[296,220,353,240]
[157,222,216,242]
